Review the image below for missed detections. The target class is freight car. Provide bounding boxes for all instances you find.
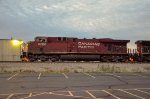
[23,36,130,62]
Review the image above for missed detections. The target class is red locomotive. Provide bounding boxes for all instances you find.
[135,40,150,62]
[24,36,130,62]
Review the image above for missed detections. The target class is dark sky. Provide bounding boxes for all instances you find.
[0,0,150,48]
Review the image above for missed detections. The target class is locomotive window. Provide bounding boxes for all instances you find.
[42,39,45,42]
[38,39,41,41]
[40,39,43,42]
[36,38,47,42]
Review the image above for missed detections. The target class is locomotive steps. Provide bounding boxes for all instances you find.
[0,62,150,73]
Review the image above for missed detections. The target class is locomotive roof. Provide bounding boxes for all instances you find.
[99,38,130,43]
[34,36,130,43]
[35,36,77,39]
[135,40,150,45]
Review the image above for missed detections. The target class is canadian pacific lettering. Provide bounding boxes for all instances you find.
[78,42,100,49]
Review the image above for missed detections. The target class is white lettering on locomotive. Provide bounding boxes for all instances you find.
[78,42,100,48]
[38,43,46,46]
[78,46,94,48]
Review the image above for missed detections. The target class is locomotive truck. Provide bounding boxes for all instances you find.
[22,36,130,62]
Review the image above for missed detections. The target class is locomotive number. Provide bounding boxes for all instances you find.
[38,43,46,46]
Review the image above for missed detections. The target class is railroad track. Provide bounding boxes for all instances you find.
[0,61,149,64]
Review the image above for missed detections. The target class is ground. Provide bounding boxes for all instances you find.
[0,72,150,99]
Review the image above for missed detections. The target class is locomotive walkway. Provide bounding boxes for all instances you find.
[0,72,150,99]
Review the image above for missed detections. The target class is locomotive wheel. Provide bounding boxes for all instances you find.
[51,57,57,62]
[29,58,36,62]
[38,55,47,62]
[49,55,60,62]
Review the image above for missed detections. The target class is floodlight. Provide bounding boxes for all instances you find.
[12,40,23,46]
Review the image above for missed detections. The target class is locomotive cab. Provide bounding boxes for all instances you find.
[35,37,48,43]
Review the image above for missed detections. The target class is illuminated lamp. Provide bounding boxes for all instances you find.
[12,40,23,46]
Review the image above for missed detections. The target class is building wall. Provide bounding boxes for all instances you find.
[0,40,21,61]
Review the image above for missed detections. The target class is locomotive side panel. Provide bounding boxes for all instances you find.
[99,39,129,54]
[27,36,130,62]
[28,41,42,53]
[76,39,101,53]
[28,37,71,54]
[71,38,129,54]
